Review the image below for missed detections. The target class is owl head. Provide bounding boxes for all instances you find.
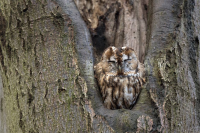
[100,46,142,77]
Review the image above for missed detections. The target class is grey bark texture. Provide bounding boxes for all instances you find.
[146,0,200,132]
[0,0,200,133]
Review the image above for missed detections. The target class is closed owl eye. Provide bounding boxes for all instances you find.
[108,60,115,63]
[124,59,131,62]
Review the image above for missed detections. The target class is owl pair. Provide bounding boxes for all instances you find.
[94,46,145,109]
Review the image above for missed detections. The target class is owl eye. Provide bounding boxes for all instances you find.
[124,59,131,62]
[108,60,115,63]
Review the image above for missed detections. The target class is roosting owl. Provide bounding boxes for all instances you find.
[94,46,145,109]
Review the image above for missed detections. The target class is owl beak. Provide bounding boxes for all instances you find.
[118,66,121,71]
[118,65,123,75]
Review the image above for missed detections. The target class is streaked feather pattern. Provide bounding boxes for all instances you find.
[94,46,145,109]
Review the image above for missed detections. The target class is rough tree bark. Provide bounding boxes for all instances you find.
[0,0,200,133]
[146,0,200,132]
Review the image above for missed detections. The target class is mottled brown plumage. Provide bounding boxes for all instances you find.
[94,46,145,109]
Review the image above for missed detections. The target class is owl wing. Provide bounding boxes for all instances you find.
[94,62,104,79]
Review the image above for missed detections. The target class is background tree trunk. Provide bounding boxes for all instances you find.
[74,0,148,63]
[0,0,200,133]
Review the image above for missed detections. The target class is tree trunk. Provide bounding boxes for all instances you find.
[0,0,97,132]
[146,0,200,132]
[0,0,200,133]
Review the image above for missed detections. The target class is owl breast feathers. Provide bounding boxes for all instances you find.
[94,46,145,109]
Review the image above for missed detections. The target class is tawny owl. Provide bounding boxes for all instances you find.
[94,46,145,109]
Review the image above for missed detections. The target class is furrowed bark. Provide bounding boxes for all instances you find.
[0,0,111,132]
